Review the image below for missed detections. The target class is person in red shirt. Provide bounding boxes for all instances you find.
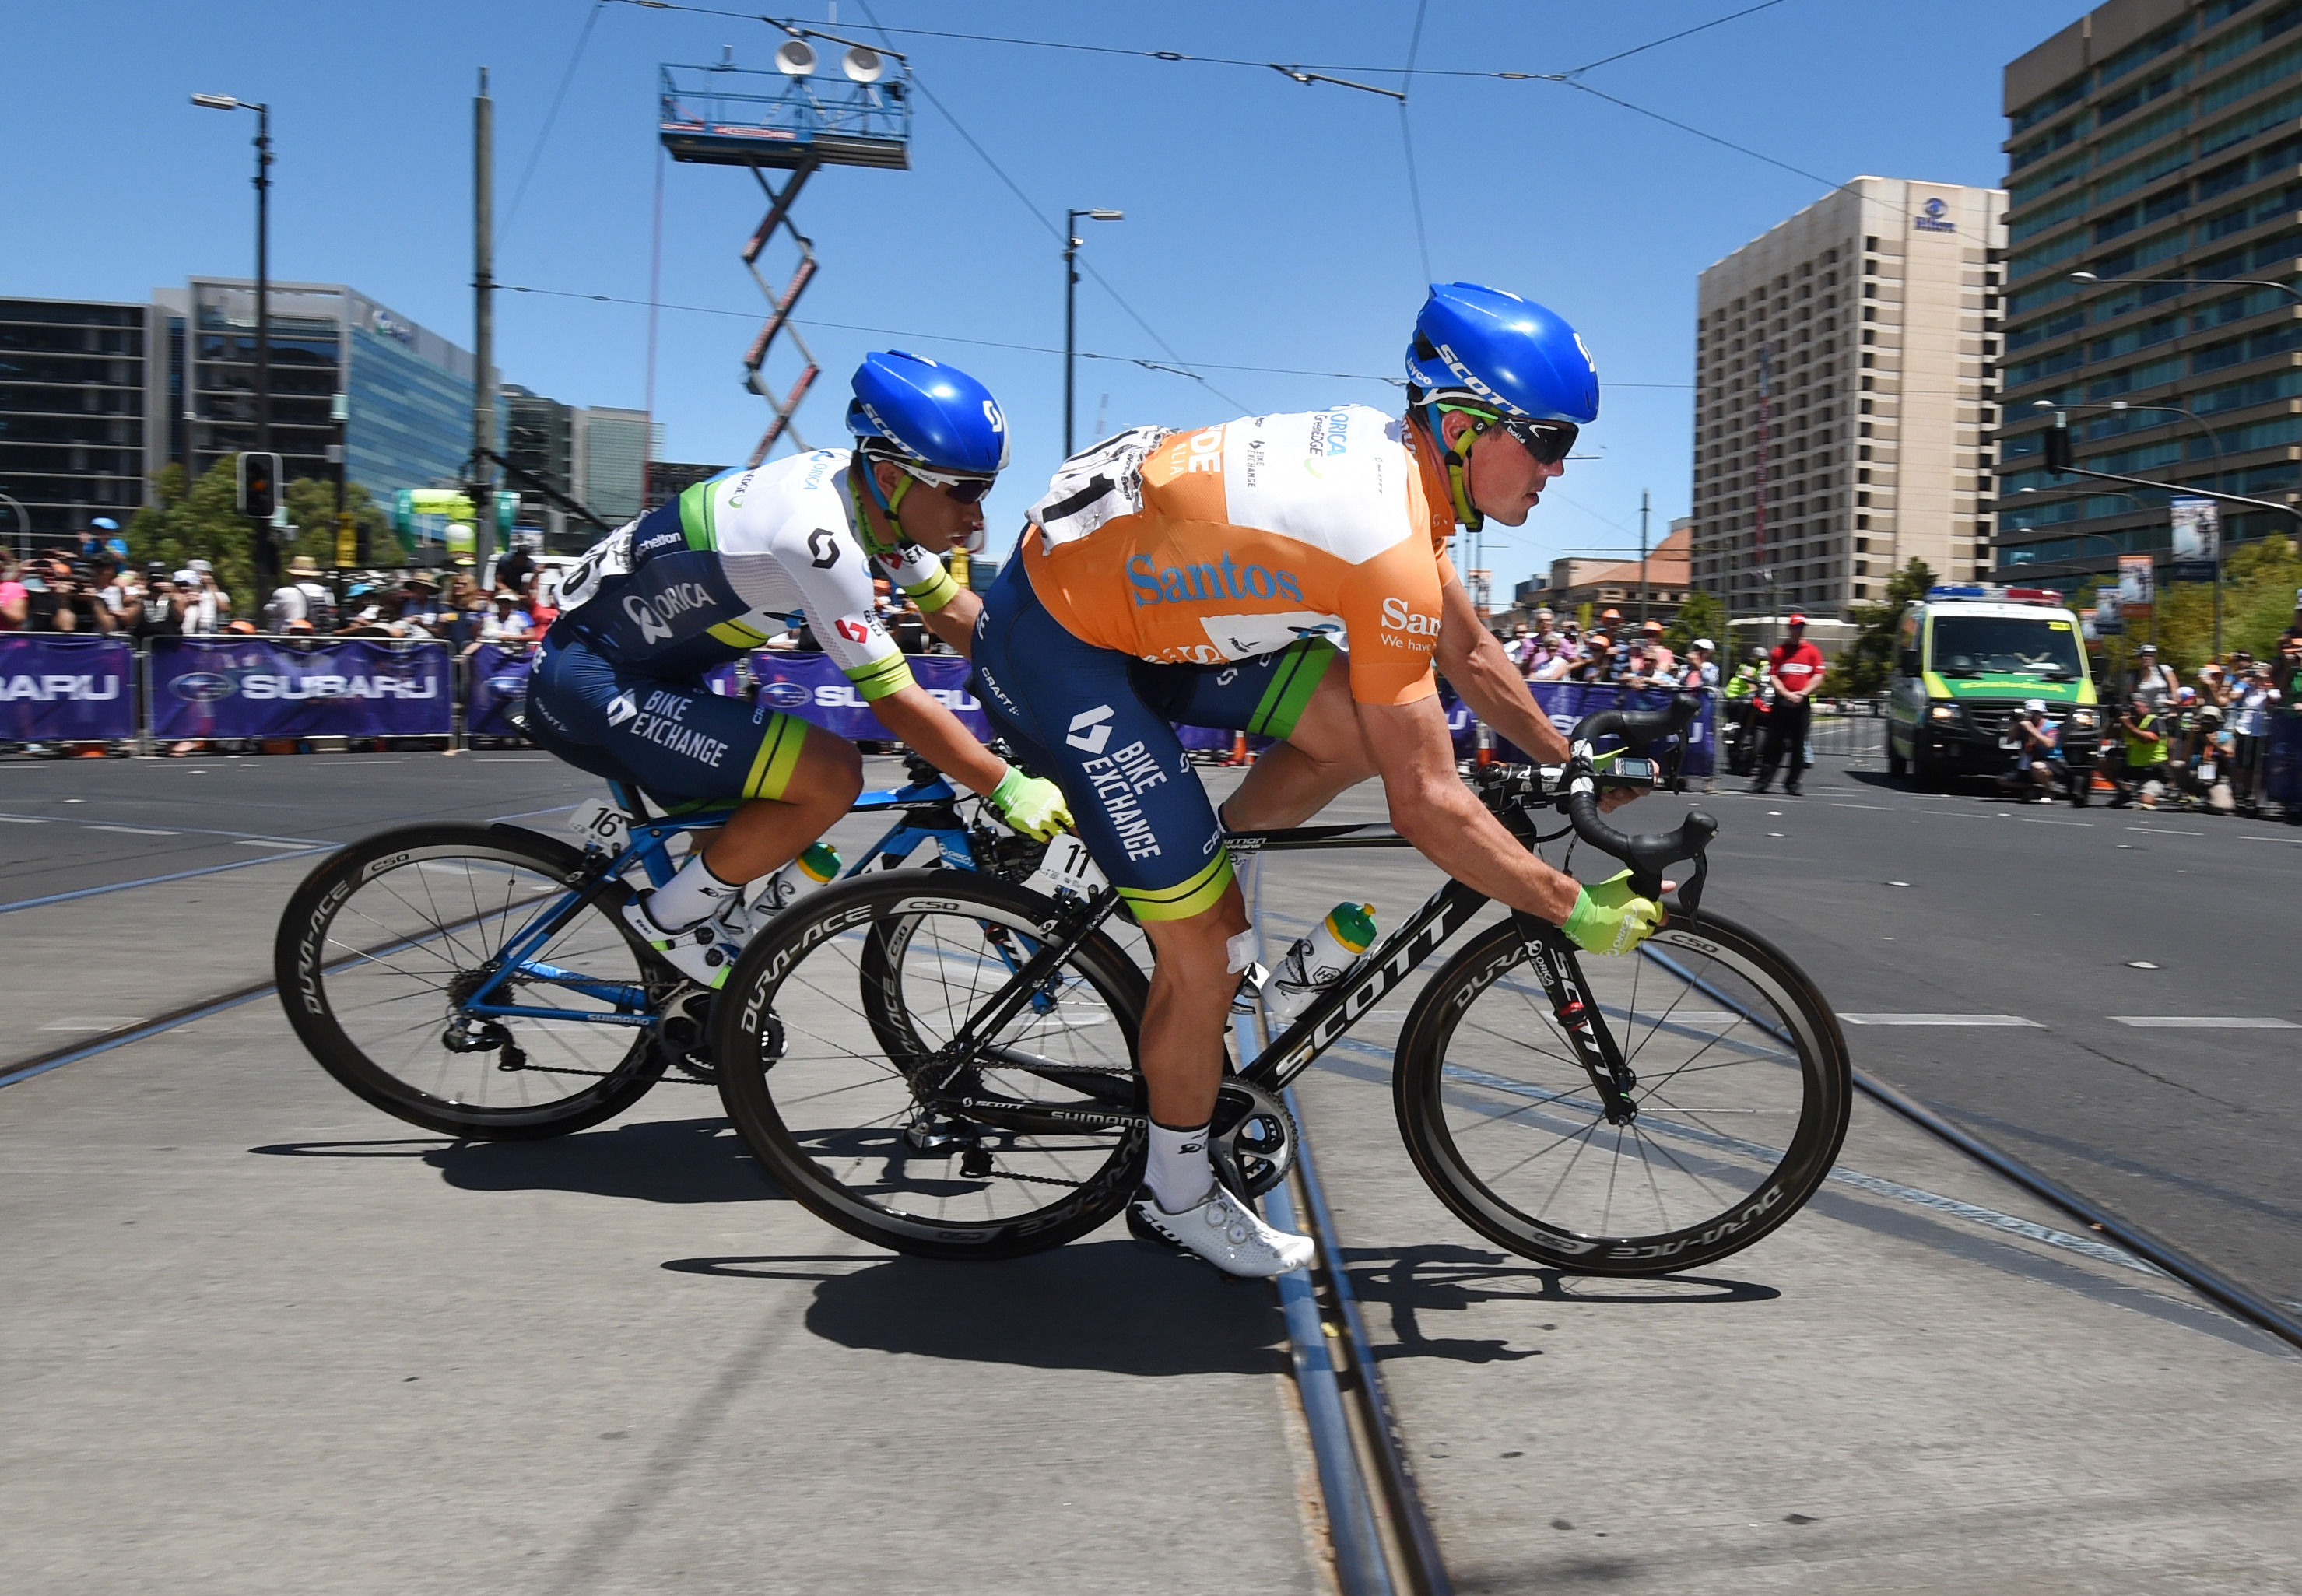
[1751,612,1827,796]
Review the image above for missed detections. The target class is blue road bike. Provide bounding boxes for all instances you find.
[275,756,1044,1138]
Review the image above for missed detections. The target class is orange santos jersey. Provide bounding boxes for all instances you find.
[1019,406,1460,706]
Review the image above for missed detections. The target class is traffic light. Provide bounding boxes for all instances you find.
[2043,417,2072,474]
[237,451,281,519]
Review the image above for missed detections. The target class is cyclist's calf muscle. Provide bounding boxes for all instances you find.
[704,727,862,883]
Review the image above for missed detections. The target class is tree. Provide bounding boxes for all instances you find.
[1666,589,1727,654]
[128,461,259,609]
[281,476,391,570]
[1824,556,1934,696]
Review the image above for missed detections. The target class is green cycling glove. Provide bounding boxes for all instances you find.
[1560,869,1665,957]
[988,766,1073,841]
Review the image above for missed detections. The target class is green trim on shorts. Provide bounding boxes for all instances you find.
[707,617,771,649]
[843,652,917,703]
[1117,851,1234,923]
[1247,638,1339,738]
[678,481,718,552]
[743,711,812,801]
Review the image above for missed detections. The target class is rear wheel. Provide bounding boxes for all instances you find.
[275,823,668,1138]
[1886,735,1907,779]
[1394,910,1851,1275]
[711,872,1149,1259]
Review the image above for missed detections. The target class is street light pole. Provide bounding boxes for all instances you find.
[2032,395,2227,651]
[1063,208,1122,456]
[194,92,275,588]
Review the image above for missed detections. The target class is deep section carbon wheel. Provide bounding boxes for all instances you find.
[275,823,668,1138]
[1393,908,1850,1275]
[710,872,1148,1259]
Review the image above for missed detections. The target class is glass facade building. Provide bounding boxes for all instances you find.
[574,407,653,524]
[1995,0,2302,580]
[169,278,491,507]
[0,297,151,546]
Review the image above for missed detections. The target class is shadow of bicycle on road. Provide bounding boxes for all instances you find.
[1342,1242,1781,1366]
[249,1115,779,1206]
[663,1239,1290,1377]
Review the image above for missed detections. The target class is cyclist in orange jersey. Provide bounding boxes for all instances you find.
[970,284,1662,1277]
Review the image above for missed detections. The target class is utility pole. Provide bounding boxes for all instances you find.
[472,67,497,569]
[254,103,272,460]
[1638,488,1651,627]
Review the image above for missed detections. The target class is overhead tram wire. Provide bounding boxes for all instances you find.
[844,0,1249,414]
[1399,0,1433,284]
[500,0,608,245]
[612,0,1793,85]
[499,281,1700,388]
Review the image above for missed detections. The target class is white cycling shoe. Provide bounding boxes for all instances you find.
[619,893,739,989]
[1128,1184,1315,1279]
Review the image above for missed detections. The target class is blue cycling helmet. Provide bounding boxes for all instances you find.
[1404,282,1598,425]
[846,350,1010,478]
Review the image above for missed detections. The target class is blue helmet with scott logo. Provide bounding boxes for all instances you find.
[846,350,1010,478]
[1404,282,1598,426]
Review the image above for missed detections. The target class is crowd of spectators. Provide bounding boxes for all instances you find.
[1494,606,1718,693]
[2107,603,2302,816]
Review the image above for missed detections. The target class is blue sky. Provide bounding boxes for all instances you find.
[4,0,2081,583]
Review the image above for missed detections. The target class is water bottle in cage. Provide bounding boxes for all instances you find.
[1265,903,1378,1025]
[761,842,842,914]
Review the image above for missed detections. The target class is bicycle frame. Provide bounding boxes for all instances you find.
[454,770,993,1026]
[954,799,1644,1125]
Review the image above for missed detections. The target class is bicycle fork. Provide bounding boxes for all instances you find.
[1514,917,1640,1124]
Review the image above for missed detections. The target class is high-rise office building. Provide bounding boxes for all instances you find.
[1995,0,2302,580]
[0,296,155,546]
[573,406,653,524]
[1690,179,2006,626]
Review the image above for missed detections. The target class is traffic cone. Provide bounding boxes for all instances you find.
[1230,731,1254,766]
[2092,769,2117,792]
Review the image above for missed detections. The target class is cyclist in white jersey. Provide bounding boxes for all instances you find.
[526,353,1071,987]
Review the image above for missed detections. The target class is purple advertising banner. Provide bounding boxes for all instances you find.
[724,649,994,741]
[2267,713,2302,808]
[0,635,135,742]
[466,643,535,738]
[149,637,454,740]
[1495,682,1717,776]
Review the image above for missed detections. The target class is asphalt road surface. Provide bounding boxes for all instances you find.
[4,745,2298,1592]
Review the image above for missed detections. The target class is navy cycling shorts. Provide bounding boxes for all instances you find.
[525,636,816,807]
[970,559,1336,922]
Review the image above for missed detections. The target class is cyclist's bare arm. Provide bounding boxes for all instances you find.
[1433,572,1570,763]
[1356,693,1581,924]
[917,587,981,655]
[869,682,1009,794]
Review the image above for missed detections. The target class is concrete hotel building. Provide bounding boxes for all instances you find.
[1690,180,2007,626]
[1995,0,2302,578]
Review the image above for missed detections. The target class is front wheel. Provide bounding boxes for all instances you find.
[710,872,1149,1259]
[1392,909,1851,1275]
[275,823,668,1138]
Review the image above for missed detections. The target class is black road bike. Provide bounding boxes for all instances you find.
[707,696,1854,1275]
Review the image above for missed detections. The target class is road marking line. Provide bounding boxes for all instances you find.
[38,1016,146,1032]
[2128,826,2202,836]
[1830,802,1897,811]
[2238,834,2298,842]
[233,839,313,848]
[0,815,47,823]
[2020,817,2091,826]
[1839,1013,2044,1027]
[1921,810,1991,819]
[0,811,325,844]
[2108,1016,2298,1029]
[0,847,332,916]
[85,825,181,837]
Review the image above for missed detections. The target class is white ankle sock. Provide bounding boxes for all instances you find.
[648,854,743,931]
[1145,1120,1215,1213]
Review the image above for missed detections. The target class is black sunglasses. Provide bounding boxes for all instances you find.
[1494,416,1578,465]
[908,468,996,505]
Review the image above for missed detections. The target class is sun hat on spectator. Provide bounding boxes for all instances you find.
[1691,637,1714,652]
[1788,611,1809,626]
[174,569,199,585]
[2024,698,2046,714]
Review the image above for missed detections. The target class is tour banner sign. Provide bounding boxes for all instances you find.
[0,634,135,741]
[465,643,535,738]
[730,650,995,742]
[149,637,452,740]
